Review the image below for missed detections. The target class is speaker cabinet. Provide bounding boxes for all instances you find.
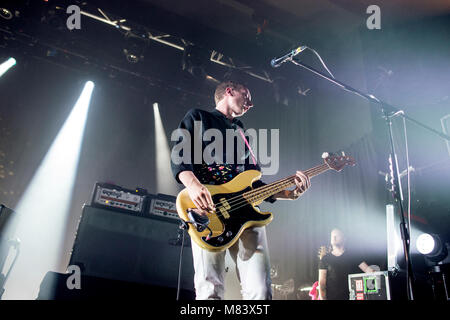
[37,271,195,300]
[69,205,194,292]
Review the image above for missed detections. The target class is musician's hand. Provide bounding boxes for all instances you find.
[186,180,215,216]
[292,170,311,199]
[179,171,215,216]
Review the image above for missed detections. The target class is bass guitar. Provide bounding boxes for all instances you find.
[176,153,355,252]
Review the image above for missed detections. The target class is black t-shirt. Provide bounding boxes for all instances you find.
[318,251,363,300]
[171,108,275,202]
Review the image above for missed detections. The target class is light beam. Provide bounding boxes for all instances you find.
[2,81,94,299]
[0,57,16,77]
[153,102,178,195]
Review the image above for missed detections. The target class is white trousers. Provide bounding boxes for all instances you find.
[190,226,272,300]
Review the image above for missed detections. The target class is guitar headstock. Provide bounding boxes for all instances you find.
[322,152,356,172]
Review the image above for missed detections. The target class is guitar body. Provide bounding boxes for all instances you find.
[176,170,273,252]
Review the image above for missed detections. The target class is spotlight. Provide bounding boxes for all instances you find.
[416,233,450,300]
[417,234,436,255]
[416,233,448,263]
[0,8,13,20]
[122,37,145,63]
[182,45,208,80]
[123,48,142,63]
[0,57,16,77]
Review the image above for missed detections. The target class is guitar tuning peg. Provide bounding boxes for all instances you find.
[322,152,329,159]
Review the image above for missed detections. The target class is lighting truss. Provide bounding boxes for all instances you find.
[79,7,273,83]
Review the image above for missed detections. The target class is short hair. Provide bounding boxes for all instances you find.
[331,228,345,237]
[330,228,346,244]
[214,81,246,105]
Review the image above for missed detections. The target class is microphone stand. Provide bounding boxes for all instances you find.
[289,58,450,300]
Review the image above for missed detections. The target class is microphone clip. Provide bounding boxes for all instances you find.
[271,45,308,68]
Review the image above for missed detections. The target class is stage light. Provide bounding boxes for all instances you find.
[416,233,448,263]
[0,8,14,20]
[417,233,435,255]
[123,35,145,63]
[0,57,16,77]
[2,81,94,299]
[123,48,142,63]
[182,45,208,80]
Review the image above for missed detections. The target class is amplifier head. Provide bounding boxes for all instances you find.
[90,182,149,215]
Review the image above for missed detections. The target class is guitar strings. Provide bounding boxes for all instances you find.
[208,164,329,220]
[194,159,351,236]
[215,164,327,212]
[210,174,311,219]
[198,164,331,235]
[219,163,328,209]
[207,175,296,220]
[218,164,328,209]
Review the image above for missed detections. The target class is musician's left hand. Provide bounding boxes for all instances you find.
[291,170,310,199]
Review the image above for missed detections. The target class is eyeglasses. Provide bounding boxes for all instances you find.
[239,89,253,107]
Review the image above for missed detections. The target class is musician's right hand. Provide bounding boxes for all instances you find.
[187,181,215,216]
[179,171,215,216]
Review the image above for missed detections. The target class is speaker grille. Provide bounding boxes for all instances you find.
[69,205,194,291]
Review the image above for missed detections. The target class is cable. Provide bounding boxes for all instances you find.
[402,117,412,235]
[401,116,414,298]
[176,221,186,301]
[392,113,415,299]
[306,47,335,79]
[175,217,213,300]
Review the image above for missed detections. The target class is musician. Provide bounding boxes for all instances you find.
[171,80,310,300]
[318,228,375,300]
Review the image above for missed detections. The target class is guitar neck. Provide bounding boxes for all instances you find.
[245,163,330,203]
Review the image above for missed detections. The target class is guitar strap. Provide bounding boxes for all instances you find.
[238,128,257,166]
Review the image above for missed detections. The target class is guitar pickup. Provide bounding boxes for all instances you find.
[218,198,230,219]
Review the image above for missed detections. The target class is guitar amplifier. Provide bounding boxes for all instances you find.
[146,193,179,222]
[348,271,391,300]
[68,205,194,291]
[90,182,148,215]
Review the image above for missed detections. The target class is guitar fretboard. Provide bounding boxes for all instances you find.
[244,163,330,203]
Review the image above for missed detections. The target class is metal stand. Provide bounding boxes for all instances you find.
[289,58,450,300]
[429,265,450,300]
[175,220,188,301]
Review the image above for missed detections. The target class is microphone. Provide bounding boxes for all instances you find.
[270,45,308,68]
